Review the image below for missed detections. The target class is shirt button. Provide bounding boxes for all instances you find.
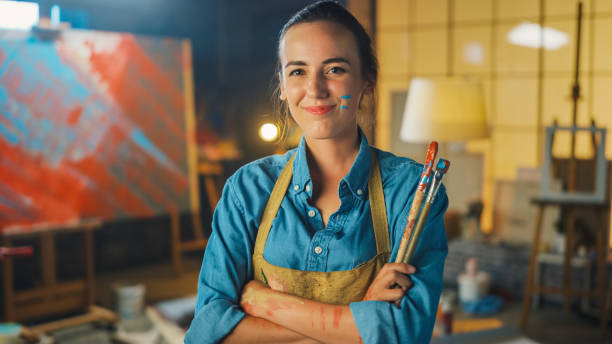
[308,210,316,217]
[305,185,311,192]
[357,189,363,195]
[294,185,299,191]
[314,246,323,254]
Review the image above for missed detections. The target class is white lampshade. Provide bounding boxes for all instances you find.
[400,77,489,143]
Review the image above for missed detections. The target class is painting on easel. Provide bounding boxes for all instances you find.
[0,29,199,232]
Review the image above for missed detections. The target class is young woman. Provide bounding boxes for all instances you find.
[185,2,448,343]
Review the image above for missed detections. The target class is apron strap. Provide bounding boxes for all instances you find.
[253,154,295,257]
[368,150,391,255]
[254,149,391,257]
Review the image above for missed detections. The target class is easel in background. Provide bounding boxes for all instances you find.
[1,219,101,322]
[520,2,610,336]
[170,161,222,275]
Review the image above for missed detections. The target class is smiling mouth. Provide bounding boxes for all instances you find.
[305,105,335,115]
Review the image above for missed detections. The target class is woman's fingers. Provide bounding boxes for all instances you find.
[384,263,416,275]
[362,263,417,302]
[392,272,413,291]
[376,288,405,302]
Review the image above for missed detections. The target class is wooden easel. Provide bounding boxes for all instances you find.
[521,2,610,336]
[520,198,609,334]
[1,219,101,322]
[169,161,222,275]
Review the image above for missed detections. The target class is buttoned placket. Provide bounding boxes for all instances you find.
[303,179,364,271]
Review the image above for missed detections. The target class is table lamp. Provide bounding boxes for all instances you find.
[400,77,488,143]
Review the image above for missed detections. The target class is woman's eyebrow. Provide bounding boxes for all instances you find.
[285,60,307,68]
[284,57,351,69]
[323,57,350,65]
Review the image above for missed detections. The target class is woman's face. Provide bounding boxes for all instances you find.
[278,21,371,141]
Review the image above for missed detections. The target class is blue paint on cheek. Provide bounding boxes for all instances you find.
[339,105,348,109]
[340,95,352,99]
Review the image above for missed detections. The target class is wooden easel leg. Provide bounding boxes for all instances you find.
[41,232,57,306]
[170,212,182,275]
[204,176,220,213]
[563,207,575,313]
[521,205,545,331]
[192,211,204,242]
[2,237,15,321]
[84,228,95,307]
[598,210,609,336]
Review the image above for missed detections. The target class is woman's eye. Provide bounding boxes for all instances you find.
[328,66,346,74]
[288,69,304,76]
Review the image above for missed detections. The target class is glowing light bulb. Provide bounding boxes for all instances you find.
[259,123,279,142]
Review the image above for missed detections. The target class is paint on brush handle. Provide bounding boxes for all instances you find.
[394,141,438,263]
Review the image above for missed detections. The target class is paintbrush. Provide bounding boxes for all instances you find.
[393,158,450,307]
[394,141,438,264]
[401,158,450,264]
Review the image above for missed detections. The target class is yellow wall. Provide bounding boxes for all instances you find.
[376,0,612,233]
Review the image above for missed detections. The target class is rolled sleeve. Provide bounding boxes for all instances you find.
[185,176,257,344]
[350,188,448,344]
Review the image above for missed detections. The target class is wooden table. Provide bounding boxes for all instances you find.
[1,219,101,321]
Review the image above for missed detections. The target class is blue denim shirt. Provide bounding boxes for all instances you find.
[185,130,448,344]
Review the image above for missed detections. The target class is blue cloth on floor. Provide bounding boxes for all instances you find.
[461,295,503,315]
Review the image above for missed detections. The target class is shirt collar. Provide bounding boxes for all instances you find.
[291,127,371,200]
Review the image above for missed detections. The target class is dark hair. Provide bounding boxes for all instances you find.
[272,0,378,144]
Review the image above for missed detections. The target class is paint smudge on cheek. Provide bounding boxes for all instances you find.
[339,94,351,110]
[333,307,343,329]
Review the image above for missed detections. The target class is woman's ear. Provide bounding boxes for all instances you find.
[279,72,287,100]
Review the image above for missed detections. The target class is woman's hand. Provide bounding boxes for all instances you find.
[240,280,268,317]
[362,263,415,303]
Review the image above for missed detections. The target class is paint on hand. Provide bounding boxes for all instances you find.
[267,271,289,292]
[261,268,269,286]
[241,284,304,319]
[333,307,343,329]
[320,306,326,332]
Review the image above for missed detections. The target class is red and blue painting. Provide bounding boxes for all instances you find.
[0,29,198,232]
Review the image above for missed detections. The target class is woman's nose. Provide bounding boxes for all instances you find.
[306,72,329,98]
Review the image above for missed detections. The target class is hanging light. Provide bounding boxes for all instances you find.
[259,123,279,142]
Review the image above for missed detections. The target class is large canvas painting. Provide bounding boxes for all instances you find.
[0,29,198,231]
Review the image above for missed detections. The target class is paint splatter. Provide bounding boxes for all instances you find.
[320,306,326,332]
[333,307,342,329]
[339,94,351,110]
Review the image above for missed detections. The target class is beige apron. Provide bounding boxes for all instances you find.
[252,151,391,305]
